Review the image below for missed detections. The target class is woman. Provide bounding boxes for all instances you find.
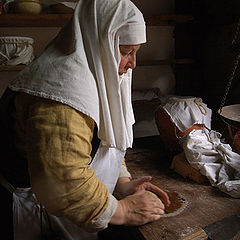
[0,0,170,239]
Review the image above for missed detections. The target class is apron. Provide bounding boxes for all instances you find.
[0,145,125,240]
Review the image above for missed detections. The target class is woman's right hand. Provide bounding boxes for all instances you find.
[110,189,165,226]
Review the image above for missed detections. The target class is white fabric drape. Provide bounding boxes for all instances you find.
[162,96,240,198]
[182,129,240,198]
[162,96,212,132]
[9,0,146,151]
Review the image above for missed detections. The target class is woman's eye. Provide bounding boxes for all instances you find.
[121,51,130,56]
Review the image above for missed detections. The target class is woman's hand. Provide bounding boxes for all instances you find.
[110,189,166,226]
[114,176,170,207]
[111,176,171,226]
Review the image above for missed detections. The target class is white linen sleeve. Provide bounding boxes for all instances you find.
[85,194,118,232]
[119,164,132,178]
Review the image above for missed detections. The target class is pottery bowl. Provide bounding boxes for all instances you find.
[4,0,42,14]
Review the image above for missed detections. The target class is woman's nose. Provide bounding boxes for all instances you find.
[129,57,136,69]
[128,54,137,69]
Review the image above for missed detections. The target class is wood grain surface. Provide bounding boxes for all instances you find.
[99,137,240,240]
[125,145,240,240]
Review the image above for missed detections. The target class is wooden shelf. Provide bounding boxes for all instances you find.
[0,58,194,72]
[0,14,72,27]
[0,64,25,71]
[0,14,193,27]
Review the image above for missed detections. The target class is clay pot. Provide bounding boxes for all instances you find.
[155,106,181,153]
[227,125,240,155]
[218,104,240,154]
[155,106,204,153]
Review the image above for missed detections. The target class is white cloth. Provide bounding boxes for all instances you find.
[162,96,212,132]
[161,95,240,197]
[90,144,126,194]
[0,36,34,66]
[182,128,240,198]
[9,0,146,151]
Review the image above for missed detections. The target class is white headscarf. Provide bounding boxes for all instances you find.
[9,0,146,151]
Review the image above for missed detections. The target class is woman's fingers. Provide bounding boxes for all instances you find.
[119,190,166,226]
[145,191,165,210]
[143,183,171,206]
[125,176,170,207]
[133,176,152,188]
[134,190,166,212]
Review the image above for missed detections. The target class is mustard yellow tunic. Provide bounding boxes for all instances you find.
[0,90,130,232]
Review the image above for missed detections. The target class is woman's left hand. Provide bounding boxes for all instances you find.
[114,176,170,207]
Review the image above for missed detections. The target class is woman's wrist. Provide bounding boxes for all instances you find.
[114,177,131,199]
[119,164,132,178]
[117,177,131,184]
[109,200,126,225]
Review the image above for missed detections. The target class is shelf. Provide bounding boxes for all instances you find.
[0,14,72,27]
[0,64,25,71]
[0,58,194,72]
[0,14,193,27]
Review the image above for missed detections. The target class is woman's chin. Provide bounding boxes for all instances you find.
[119,71,127,76]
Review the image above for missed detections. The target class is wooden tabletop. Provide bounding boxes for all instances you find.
[99,137,240,240]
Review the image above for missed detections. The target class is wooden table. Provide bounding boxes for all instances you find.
[98,137,240,240]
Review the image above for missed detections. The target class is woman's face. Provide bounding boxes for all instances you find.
[118,44,141,75]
